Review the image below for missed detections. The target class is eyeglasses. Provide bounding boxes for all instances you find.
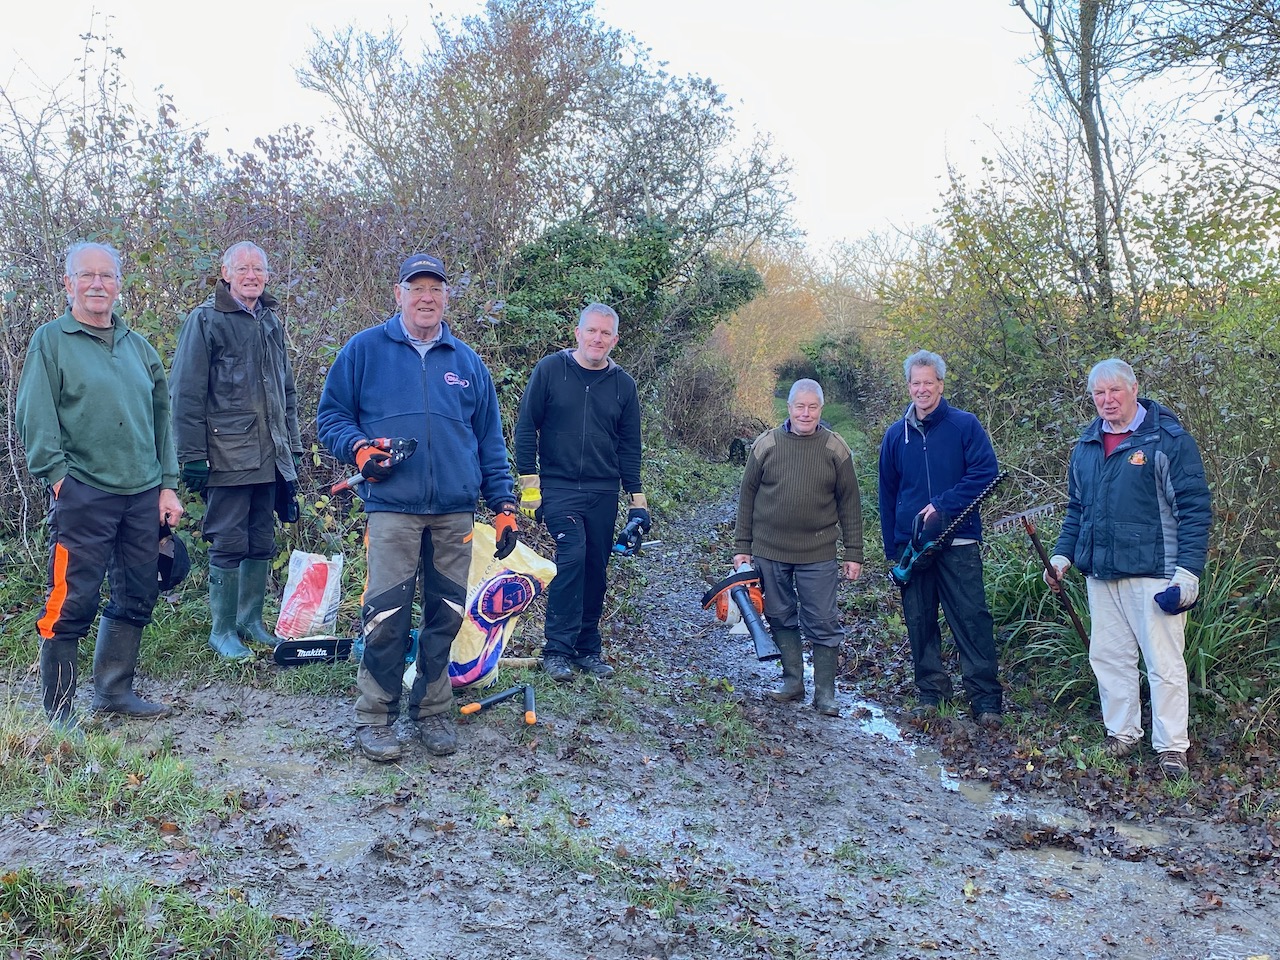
[73,271,119,285]
[233,265,268,276]
[401,282,444,297]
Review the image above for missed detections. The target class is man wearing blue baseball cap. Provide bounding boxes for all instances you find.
[318,253,519,761]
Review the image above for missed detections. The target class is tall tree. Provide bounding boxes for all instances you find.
[1014,0,1159,336]
[298,0,794,275]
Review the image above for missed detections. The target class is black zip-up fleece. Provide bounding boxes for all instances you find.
[514,349,642,495]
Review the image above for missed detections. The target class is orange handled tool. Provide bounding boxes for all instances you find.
[329,437,418,495]
[461,684,536,725]
[523,683,536,725]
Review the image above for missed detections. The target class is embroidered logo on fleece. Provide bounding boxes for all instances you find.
[444,372,470,388]
[1128,450,1147,466]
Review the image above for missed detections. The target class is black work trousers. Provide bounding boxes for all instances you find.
[541,488,619,661]
[900,542,1002,714]
[203,481,276,568]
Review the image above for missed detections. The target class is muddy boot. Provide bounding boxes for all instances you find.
[235,558,277,646]
[40,637,80,729]
[208,565,252,659]
[90,617,170,718]
[766,628,805,702]
[812,643,840,717]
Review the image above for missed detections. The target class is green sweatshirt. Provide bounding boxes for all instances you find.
[16,310,179,495]
[734,424,865,565]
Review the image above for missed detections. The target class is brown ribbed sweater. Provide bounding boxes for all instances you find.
[734,424,864,564]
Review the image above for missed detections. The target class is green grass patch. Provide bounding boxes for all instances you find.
[831,838,908,879]
[0,867,375,959]
[684,685,758,761]
[0,702,234,845]
[508,814,725,921]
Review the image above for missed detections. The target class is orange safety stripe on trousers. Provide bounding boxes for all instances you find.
[37,542,71,640]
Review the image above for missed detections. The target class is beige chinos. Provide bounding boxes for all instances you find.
[1086,575,1190,753]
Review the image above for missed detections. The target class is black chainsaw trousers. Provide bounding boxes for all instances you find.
[38,476,160,642]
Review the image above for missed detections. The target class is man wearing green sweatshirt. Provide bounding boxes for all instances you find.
[16,241,184,729]
[733,379,864,716]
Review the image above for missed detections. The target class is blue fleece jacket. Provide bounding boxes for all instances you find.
[316,317,514,515]
[877,397,999,557]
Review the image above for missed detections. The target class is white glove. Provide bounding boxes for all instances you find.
[1169,567,1200,608]
[1043,554,1071,587]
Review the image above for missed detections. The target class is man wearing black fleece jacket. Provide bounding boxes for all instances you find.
[514,303,646,682]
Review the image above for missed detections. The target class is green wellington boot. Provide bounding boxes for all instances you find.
[208,565,252,659]
[767,628,805,702]
[812,643,841,717]
[90,617,170,717]
[40,637,80,730]
[236,558,278,646]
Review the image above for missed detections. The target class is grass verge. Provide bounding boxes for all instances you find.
[0,867,375,959]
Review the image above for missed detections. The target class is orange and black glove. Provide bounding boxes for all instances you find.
[494,504,519,559]
[355,440,393,482]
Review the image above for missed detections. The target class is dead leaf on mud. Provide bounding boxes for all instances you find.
[263,821,299,851]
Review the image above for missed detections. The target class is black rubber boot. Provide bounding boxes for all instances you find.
[236,558,277,646]
[91,617,170,718]
[40,637,80,729]
[812,644,840,717]
[767,628,805,702]
[209,565,252,659]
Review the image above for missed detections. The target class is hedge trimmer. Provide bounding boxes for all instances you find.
[890,471,1009,587]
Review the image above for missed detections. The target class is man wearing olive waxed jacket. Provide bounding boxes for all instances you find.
[170,241,302,659]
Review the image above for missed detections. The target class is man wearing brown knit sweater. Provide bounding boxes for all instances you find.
[733,379,864,716]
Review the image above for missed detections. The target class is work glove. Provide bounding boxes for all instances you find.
[1169,567,1200,607]
[275,477,299,524]
[293,452,304,470]
[494,504,519,560]
[518,474,542,521]
[1156,566,1200,613]
[355,441,393,482]
[627,493,651,535]
[1043,554,1071,589]
[181,460,210,496]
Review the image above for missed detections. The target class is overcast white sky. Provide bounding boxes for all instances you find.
[2,1,1039,247]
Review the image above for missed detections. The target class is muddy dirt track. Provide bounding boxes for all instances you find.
[2,502,1278,959]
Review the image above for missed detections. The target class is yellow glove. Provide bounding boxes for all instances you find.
[518,474,542,521]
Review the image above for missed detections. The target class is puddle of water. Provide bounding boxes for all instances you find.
[1030,809,1169,850]
[1111,820,1169,848]
[1014,845,1090,867]
[912,746,962,793]
[845,698,903,743]
[218,753,324,787]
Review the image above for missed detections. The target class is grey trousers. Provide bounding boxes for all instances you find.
[355,511,472,726]
[755,556,844,648]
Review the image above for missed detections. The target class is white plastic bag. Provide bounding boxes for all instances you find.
[274,551,344,640]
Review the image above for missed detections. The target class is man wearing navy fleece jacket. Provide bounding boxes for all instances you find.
[878,350,1004,726]
[317,253,518,762]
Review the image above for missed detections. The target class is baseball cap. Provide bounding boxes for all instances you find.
[398,253,447,283]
